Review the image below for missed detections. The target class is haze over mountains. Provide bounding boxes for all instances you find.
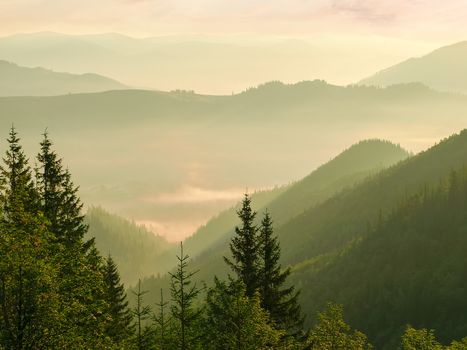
[137,129,467,348]
[359,41,467,94]
[0,60,127,96]
[1,34,467,241]
[0,32,435,94]
[1,80,466,240]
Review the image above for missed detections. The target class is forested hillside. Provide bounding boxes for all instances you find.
[85,207,174,286]
[299,166,467,348]
[1,80,464,242]
[137,139,410,304]
[136,129,467,349]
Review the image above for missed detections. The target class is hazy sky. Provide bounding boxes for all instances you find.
[1,0,466,42]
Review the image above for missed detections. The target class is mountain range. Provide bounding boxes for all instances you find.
[359,41,467,94]
[0,60,127,96]
[135,129,467,348]
[1,81,465,240]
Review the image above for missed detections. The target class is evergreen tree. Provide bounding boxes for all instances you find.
[36,131,87,247]
[153,288,173,349]
[202,278,283,350]
[0,127,38,221]
[259,210,303,336]
[132,279,152,350]
[0,127,63,348]
[35,131,112,348]
[224,193,260,298]
[170,242,201,350]
[307,303,372,350]
[103,255,134,345]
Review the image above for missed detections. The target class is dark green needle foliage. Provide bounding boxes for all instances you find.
[259,210,303,336]
[202,278,283,350]
[224,193,261,298]
[169,242,202,350]
[103,255,134,345]
[132,279,153,350]
[152,288,174,349]
[0,127,62,348]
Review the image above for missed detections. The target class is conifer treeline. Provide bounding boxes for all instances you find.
[1,129,467,349]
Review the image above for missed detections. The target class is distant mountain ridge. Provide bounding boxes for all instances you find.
[0,60,127,96]
[358,41,467,93]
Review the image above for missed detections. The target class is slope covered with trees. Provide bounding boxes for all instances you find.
[138,129,467,349]
[86,207,174,286]
[139,139,409,304]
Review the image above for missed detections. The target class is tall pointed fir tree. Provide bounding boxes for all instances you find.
[259,210,304,337]
[170,242,201,350]
[0,127,62,348]
[153,288,173,349]
[35,131,112,347]
[103,255,134,345]
[132,279,153,350]
[224,193,260,298]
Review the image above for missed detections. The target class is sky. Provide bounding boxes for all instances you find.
[0,0,466,43]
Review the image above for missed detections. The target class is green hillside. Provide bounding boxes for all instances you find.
[0,60,127,96]
[85,207,174,286]
[137,129,467,348]
[359,41,467,94]
[298,165,467,348]
[136,139,410,303]
[2,80,460,244]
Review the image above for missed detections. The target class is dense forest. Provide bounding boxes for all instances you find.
[85,207,173,286]
[1,128,467,349]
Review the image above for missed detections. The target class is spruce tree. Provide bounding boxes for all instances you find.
[132,279,153,350]
[170,242,201,350]
[35,131,112,348]
[153,288,173,349]
[36,131,87,247]
[259,210,303,336]
[0,127,62,348]
[1,127,38,220]
[103,255,133,344]
[202,278,283,350]
[224,193,260,298]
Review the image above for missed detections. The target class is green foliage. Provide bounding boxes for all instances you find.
[103,255,134,345]
[401,326,443,350]
[224,193,261,298]
[400,327,467,350]
[307,303,372,350]
[132,279,153,350]
[169,243,202,350]
[259,210,303,336]
[202,278,283,350]
[86,206,173,286]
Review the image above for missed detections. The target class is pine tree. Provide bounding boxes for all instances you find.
[224,193,260,298]
[132,279,152,350]
[36,131,88,247]
[0,127,63,348]
[1,127,38,221]
[35,131,112,348]
[259,210,303,336]
[153,288,173,349]
[103,255,133,344]
[202,278,283,350]
[170,242,201,350]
